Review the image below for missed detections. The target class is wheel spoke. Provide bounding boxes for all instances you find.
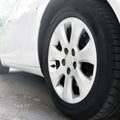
[62,76,73,102]
[49,66,65,87]
[70,21,84,48]
[76,39,96,65]
[55,24,68,47]
[74,70,92,97]
[49,46,64,61]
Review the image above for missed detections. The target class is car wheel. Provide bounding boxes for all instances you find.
[0,61,9,74]
[41,0,120,120]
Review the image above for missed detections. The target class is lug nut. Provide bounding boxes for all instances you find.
[73,62,77,69]
[62,59,66,66]
[72,49,75,56]
[64,48,69,55]
[67,68,71,75]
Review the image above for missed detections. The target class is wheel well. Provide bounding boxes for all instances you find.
[38,0,120,75]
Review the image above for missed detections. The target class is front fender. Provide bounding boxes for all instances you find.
[107,0,120,23]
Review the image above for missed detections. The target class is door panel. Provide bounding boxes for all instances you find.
[1,0,41,67]
[0,0,50,76]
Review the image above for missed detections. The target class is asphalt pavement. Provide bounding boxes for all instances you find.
[0,69,119,120]
[0,69,70,120]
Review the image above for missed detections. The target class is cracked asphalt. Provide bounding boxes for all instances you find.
[0,69,70,120]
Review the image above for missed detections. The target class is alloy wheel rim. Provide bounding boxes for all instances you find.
[48,17,97,104]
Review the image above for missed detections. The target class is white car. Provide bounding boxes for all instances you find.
[0,0,120,120]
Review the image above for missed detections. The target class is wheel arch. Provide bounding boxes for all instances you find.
[38,0,120,75]
[106,0,120,23]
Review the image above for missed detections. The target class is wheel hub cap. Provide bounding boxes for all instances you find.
[48,17,97,104]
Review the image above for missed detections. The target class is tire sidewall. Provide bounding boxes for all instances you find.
[42,1,113,119]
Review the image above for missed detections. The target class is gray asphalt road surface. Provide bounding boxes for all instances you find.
[0,69,70,120]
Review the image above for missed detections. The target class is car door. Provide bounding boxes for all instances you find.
[0,0,41,68]
[0,0,20,58]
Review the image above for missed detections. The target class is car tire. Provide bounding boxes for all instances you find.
[40,0,120,120]
[0,61,9,74]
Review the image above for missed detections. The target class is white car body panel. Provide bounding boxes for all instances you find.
[0,0,50,76]
[107,0,120,23]
[0,0,120,77]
